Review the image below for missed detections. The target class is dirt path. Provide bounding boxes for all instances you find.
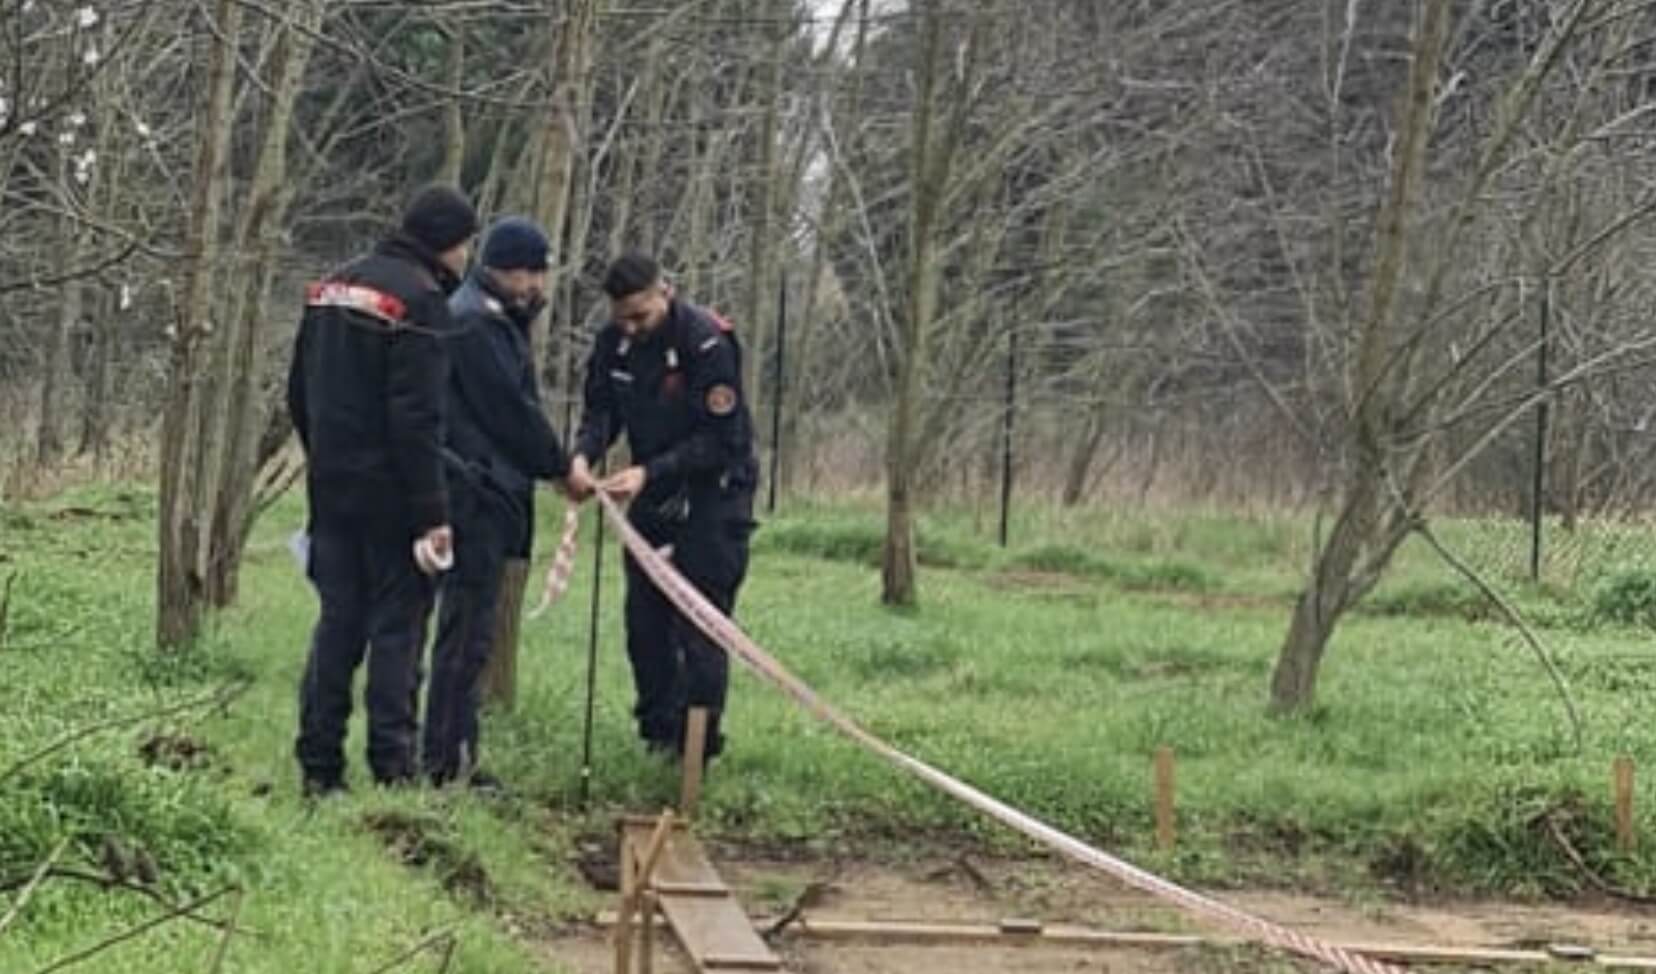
[538,851,1656,973]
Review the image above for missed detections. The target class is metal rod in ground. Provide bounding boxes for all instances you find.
[998,326,1016,548]
[1530,277,1549,582]
[768,271,787,515]
[580,468,606,810]
[561,309,580,439]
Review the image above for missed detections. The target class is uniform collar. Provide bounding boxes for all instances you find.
[612,300,688,356]
[471,269,540,330]
[378,234,462,294]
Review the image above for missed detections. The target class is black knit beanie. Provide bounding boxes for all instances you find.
[400,184,479,254]
[481,217,552,271]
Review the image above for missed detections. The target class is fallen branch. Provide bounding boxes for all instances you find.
[0,571,15,652]
[0,839,69,937]
[0,866,260,938]
[32,885,237,974]
[762,881,837,939]
[1542,810,1656,906]
[1412,521,1583,752]
[0,679,251,786]
[364,925,460,974]
[204,887,245,973]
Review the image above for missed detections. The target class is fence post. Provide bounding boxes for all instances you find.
[1530,276,1550,582]
[1616,755,1636,854]
[1154,746,1176,851]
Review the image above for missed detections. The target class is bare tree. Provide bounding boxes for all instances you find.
[156,0,243,650]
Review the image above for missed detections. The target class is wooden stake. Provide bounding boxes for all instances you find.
[634,810,675,886]
[1153,746,1175,851]
[481,559,529,709]
[638,890,657,974]
[614,832,635,974]
[1616,755,1636,854]
[682,708,709,817]
[616,810,674,974]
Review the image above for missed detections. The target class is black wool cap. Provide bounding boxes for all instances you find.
[401,184,479,255]
[481,217,552,271]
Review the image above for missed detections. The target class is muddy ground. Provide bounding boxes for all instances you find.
[537,849,1656,973]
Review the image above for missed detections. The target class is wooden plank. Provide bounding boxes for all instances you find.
[614,826,779,972]
[655,893,779,971]
[653,881,730,897]
[595,912,1656,970]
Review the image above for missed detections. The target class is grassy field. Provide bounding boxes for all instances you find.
[6,484,1656,972]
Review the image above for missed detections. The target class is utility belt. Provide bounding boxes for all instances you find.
[632,462,755,538]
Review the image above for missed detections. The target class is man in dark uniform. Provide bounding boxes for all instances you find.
[566,253,758,764]
[424,217,570,788]
[286,184,479,796]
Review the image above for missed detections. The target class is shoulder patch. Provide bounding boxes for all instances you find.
[698,336,721,353]
[705,384,738,417]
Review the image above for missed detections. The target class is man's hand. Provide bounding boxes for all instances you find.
[601,465,647,500]
[413,524,454,575]
[565,455,598,502]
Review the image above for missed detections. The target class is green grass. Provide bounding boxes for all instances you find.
[0,485,589,974]
[9,485,1656,971]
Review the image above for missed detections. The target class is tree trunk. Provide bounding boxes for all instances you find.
[206,0,320,609]
[38,132,84,467]
[37,244,81,466]
[1269,475,1374,710]
[156,0,242,652]
[684,86,713,297]
[78,288,112,463]
[437,24,466,185]
[1267,0,1450,711]
[880,0,980,605]
[881,0,947,607]
[743,2,788,416]
[1061,407,1110,507]
[529,0,595,376]
[793,0,868,493]
[635,31,675,256]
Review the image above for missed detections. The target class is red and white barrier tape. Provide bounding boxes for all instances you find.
[528,506,582,619]
[590,493,1405,974]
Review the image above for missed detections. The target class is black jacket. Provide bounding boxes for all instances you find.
[286,234,460,534]
[576,299,757,503]
[444,271,569,554]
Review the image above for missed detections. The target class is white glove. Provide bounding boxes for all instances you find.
[413,535,454,574]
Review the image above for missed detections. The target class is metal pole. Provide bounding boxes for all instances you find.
[998,328,1015,548]
[768,273,787,515]
[561,315,580,442]
[579,466,605,809]
[1530,279,1549,583]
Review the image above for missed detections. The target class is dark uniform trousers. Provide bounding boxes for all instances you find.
[622,481,755,758]
[295,518,434,786]
[422,484,513,782]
